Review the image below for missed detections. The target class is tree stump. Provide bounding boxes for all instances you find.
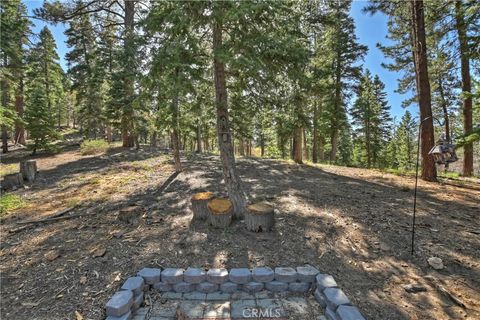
[20,160,37,182]
[118,205,143,224]
[245,202,274,232]
[191,192,214,221]
[1,173,24,190]
[207,198,233,228]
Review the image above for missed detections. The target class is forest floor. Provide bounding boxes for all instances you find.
[0,144,479,320]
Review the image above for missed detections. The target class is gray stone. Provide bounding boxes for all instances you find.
[229,268,251,284]
[197,282,219,293]
[121,277,144,295]
[183,267,206,284]
[323,288,350,311]
[183,292,206,300]
[132,315,147,320]
[265,281,288,292]
[231,299,257,318]
[242,281,264,293]
[105,310,132,320]
[256,299,287,317]
[314,288,327,308]
[317,317,327,320]
[161,268,184,284]
[296,265,320,283]
[254,291,273,299]
[325,307,337,320]
[204,301,230,318]
[152,282,171,292]
[316,274,338,291]
[336,305,366,320]
[274,267,297,283]
[161,292,182,299]
[288,282,311,293]
[132,292,144,310]
[231,291,255,300]
[106,291,133,317]
[147,317,171,320]
[137,268,161,285]
[176,301,206,318]
[206,292,231,301]
[173,281,195,293]
[207,268,229,284]
[135,308,149,316]
[252,267,274,282]
[220,282,238,293]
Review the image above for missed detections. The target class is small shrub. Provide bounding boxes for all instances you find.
[0,193,26,217]
[80,139,109,155]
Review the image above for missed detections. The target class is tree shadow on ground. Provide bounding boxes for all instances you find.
[1,153,478,320]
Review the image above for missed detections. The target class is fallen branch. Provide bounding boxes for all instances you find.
[15,209,98,225]
[425,275,466,308]
[157,170,180,194]
[16,206,78,225]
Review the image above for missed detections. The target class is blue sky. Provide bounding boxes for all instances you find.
[25,0,410,119]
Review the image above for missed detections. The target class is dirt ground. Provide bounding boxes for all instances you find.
[1,146,479,320]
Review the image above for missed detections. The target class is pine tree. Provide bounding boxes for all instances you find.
[25,27,64,154]
[351,70,391,168]
[320,0,367,163]
[0,0,31,151]
[396,111,417,170]
[365,0,436,181]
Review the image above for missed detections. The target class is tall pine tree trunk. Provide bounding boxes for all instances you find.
[411,0,436,181]
[312,101,319,163]
[196,122,202,153]
[122,0,135,148]
[330,55,342,163]
[437,77,450,141]
[212,15,246,218]
[455,1,473,177]
[14,76,25,145]
[293,127,303,164]
[1,55,9,153]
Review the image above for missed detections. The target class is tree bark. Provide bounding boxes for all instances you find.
[196,123,202,153]
[437,77,450,141]
[303,128,308,161]
[455,1,473,177]
[312,101,319,163]
[122,0,135,148]
[171,99,182,172]
[14,77,25,145]
[2,55,9,153]
[411,0,436,181]
[212,15,246,218]
[293,126,303,164]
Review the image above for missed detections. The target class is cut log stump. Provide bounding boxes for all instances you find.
[20,160,37,182]
[207,198,232,228]
[118,205,143,224]
[245,202,274,232]
[191,192,214,221]
[1,173,24,190]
